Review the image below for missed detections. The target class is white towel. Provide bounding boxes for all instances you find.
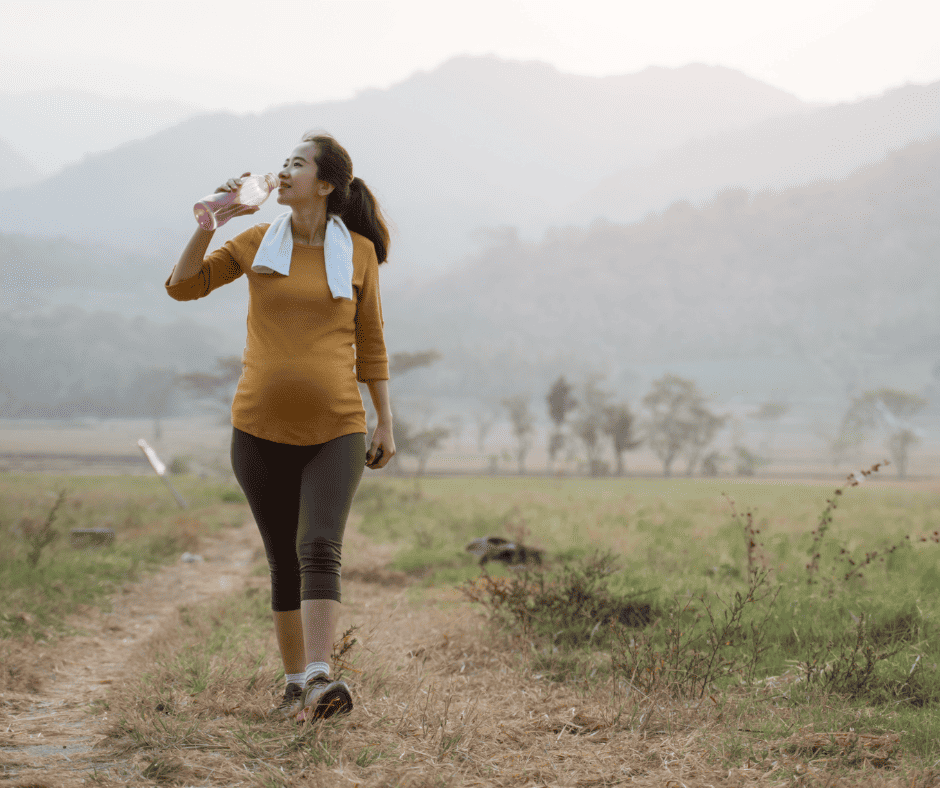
[252,211,354,300]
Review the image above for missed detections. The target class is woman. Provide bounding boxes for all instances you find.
[166,131,395,722]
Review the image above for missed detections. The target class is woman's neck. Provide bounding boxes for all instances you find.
[290,203,329,246]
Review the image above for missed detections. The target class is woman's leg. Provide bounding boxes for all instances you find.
[230,427,310,674]
[272,610,305,674]
[296,432,366,665]
[300,600,341,664]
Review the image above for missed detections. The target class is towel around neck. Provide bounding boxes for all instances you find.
[251,212,354,301]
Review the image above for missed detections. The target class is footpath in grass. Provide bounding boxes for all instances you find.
[0,474,248,642]
[4,470,940,786]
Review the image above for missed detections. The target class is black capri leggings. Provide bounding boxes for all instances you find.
[230,427,366,610]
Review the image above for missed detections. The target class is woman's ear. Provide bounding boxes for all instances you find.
[318,181,335,197]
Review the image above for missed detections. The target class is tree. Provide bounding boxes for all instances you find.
[472,401,498,454]
[683,402,726,476]
[390,421,449,496]
[734,445,763,476]
[445,414,464,450]
[701,451,724,476]
[571,376,614,476]
[546,375,578,473]
[389,350,442,377]
[502,395,535,474]
[602,403,643,475]
[838,389,928,477]
[642,374,723,477]
[400,425,450,477]
[384,349,444,475]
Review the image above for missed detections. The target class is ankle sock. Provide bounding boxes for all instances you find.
[285,672,305,687]
[304,661,330,684]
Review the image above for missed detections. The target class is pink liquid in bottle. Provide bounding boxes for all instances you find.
[193,173,279,231]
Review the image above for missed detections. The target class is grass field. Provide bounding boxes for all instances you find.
[4,468,940,786]
[0,473,247,641]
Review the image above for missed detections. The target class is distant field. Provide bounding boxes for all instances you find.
[0,417,234,475]
[352,472,940,588]
[2,415,939,479]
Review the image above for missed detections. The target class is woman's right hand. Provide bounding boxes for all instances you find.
[216,172,261,217]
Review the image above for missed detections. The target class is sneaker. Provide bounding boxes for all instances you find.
[297,673,353,721]
[272,682,304,719]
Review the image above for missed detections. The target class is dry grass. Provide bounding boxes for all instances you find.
[6,473,940,787]
[0,639,45,693]
[83,568,935,788]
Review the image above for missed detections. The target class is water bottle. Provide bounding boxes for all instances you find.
[193,173,279,231]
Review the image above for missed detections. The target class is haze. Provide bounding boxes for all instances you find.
[2,0,938,112]
[1,0,939,478]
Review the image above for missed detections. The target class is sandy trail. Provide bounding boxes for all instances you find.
[0,514,266,787]
[0,509,414,787]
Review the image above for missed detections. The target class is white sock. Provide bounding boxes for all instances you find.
[304,661,330,684]
[285,672,305,687]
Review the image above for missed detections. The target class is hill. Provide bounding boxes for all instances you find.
[1,59,936,289]
[0,56,809,281]
[385,136,940,414]
[0,135,43,189]
[0,304,230,419]
[0,88,204,174]
[572,81,940,225]
[4,137,938,428]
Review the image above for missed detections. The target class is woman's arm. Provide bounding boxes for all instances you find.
[169,227,216,286]
[170,172,258,286]
[365,379,395,469]
[367,379,393,425]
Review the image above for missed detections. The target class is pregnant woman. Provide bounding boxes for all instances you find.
[166,131,395,722]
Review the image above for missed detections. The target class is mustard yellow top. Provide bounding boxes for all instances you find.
[165,223,389,446]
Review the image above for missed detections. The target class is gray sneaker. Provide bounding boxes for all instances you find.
[272,682,303,719]
[299,673,353,721]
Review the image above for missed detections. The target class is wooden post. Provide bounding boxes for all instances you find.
[137,439,187,509]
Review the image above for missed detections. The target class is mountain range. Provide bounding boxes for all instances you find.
[0,135,41,189]
[0,56,812,283]
[2,55,938,438]
[386,136,940,415]
[4,135,938,428]
[1,56,937,289]
[575,81,940,225]
[0,88,203,178]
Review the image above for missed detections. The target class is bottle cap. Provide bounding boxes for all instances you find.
[264,173,279,191]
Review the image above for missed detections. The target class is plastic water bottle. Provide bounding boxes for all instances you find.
[193,173,279,231]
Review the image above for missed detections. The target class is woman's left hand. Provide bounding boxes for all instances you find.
[366,424,395,469]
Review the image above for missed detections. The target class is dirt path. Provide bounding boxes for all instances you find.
[3,495,920,787]
[0,515,266,787]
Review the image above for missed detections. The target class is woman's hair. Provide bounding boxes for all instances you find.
[301,131,390,264]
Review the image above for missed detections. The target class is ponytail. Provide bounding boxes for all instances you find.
[337,177,389,264]
[303,131,391,264]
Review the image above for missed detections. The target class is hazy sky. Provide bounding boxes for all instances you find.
[1,0,938,112]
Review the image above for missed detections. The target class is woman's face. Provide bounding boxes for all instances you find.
[276,141,334,206]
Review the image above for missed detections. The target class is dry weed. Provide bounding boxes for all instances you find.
[80,577,926,787]
[0,640,45,693]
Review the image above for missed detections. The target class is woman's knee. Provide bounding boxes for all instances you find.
[298,538,343,574]
[299,538,343,601]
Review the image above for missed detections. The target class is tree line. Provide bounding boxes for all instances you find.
[164,349,932,481]
[383,351,930,479]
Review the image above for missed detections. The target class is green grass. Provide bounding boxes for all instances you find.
[354,474,940,587]
[354,472,940,761]
[0,473,249,640]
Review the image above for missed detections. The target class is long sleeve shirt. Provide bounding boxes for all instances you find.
[166,223,389,446]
